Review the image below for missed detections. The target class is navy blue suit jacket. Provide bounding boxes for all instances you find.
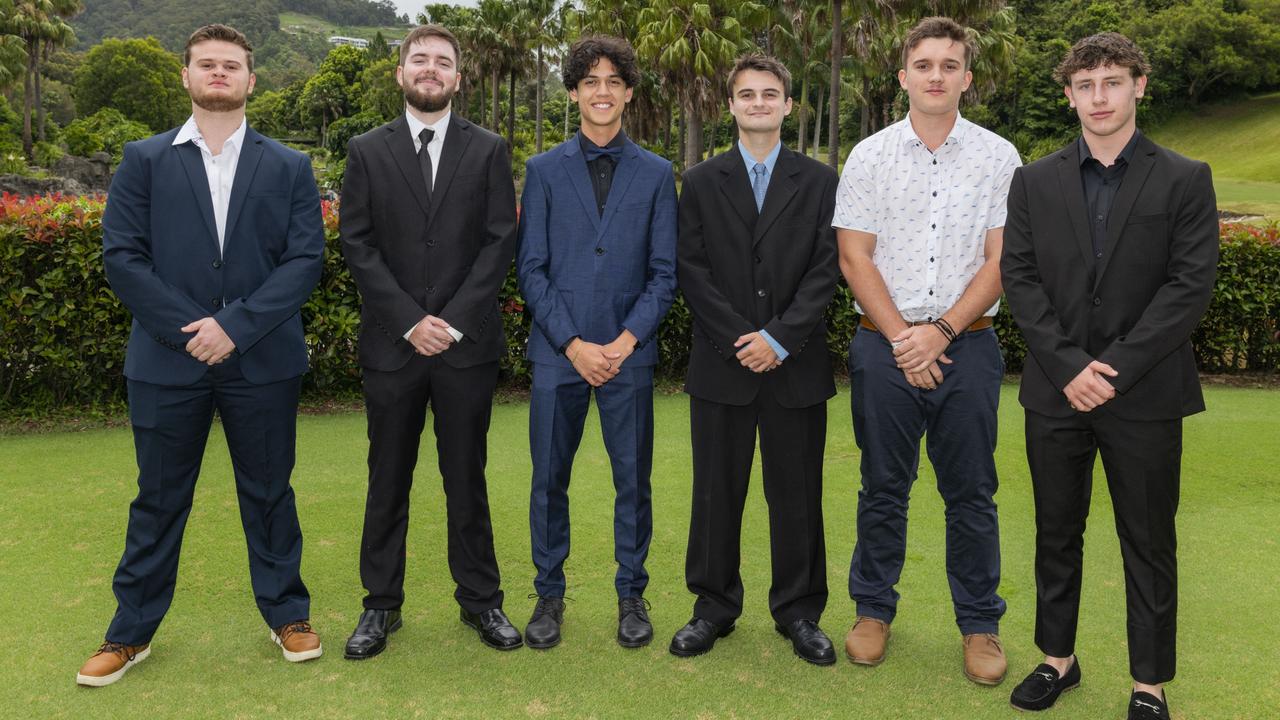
[103,125,325,386]
[516,135,677,367]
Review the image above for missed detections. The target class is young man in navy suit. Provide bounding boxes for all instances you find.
[516,35,677,650]
[80,24,325,686]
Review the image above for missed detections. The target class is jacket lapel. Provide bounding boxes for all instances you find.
[427,114,471,225]
[717,152,758,231]
[221,127,264,251]
[1056,145,1096,271]
[1095,136,1156,289]
[560,138,601,235]
[596,140,641,240]
[384,116,431,217]
[175,141,220,255]
[753,148,799,246]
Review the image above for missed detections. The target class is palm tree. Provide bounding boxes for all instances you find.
[634,0,769,169]
[770,0,829,155]
[2,0,80,158]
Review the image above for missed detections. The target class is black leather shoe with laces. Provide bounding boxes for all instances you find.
[1009,658,1081,711]
[617,596,653,648]
[460,607,523,650]
[343,608,401,660]
[775,619,836,666]
[525,595,565,650]
[1128,690,1169,720]
[669,617,735,657]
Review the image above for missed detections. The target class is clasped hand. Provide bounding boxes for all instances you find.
[892,324,951,390]
[408,315,456,356]
[569,330,636,387]
[1063,360,1118,412]
[182,317,235,365]
[734,332,781,373]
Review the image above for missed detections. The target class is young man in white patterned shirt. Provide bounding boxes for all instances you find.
[832,16,1021,685]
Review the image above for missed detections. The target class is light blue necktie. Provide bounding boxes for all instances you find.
[751,162,767,212]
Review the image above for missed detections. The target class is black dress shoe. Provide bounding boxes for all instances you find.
[460,607,523,651]
[775,619,836,666]
[343,608,402,660]
[1128,690,1169,720]
[1009,658,1081,711]
[617,596,653,648]
[525,596,565,650]
[669,617,734,657]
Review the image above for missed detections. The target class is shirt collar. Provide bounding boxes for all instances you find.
[406,109,451,147]
[738,140,782,177]
[1078,127,1142,167]
[899,112,968,149]
[172,115,248,153]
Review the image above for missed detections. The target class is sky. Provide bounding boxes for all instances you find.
[392,0,478,21]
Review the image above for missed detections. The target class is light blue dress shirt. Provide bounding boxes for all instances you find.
[736,140,788,362]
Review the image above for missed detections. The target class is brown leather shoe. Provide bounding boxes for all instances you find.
[963,632,1007,685]
[845,617,890,665]
[76,641,150,687]
[272,620,323,662]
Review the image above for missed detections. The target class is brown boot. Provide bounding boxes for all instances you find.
[962,633,1007,685]
[76,641,150,687]
[272,620,323,662]
[844,617,890,665]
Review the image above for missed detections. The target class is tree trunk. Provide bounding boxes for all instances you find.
[565,92,571,138]
[812,84,824,160]
[662,105,671,156]
[535,43,544,153]
[684,102,702,170]
[477,73,486,126]
[797,74,809,156]
[491,67,501,134]
[35,52,45,143]
[828,0,843,169]
[678,106,686,170]
[705,117,715,161]
[22,43,35,159]
[507,67,516,150]
[859,75,870,140]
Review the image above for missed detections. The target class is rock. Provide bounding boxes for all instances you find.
[0,174,90,197]
[53,152,112,193]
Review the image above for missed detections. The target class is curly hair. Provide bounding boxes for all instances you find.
[562,35,640,90]
[1054,32,1150,85]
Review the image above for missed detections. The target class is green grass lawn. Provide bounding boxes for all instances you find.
[2,385,1277,719]
[1149,93,1280,217]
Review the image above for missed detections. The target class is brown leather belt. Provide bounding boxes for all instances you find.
[858,316,993,334]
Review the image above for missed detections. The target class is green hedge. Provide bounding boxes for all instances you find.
[1,194,1276,412]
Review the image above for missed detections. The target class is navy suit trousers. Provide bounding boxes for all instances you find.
[528,361,654,599]
[107,359,309,644]
[847,327,1005,634]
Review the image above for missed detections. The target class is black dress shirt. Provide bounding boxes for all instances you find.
[579,130,625,217]
[1079,129,1141,260]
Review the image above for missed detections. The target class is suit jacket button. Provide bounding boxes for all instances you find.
[595,247,605,255]
[754,255,762,263]
[1093,297,1102,306]
[756,289,767,297]
[426,240,435,247]
[212,298,220,308]
[212,260,222,269]
[427,286,435,294]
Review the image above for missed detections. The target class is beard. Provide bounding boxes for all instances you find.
[403,75,455,114]
[190,86,248,113]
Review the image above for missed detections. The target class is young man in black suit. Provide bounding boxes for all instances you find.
[1002,33,1218,719]
[670,54,840,665]
[339,24,522,658]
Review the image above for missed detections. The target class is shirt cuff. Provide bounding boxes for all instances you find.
[759,329,789,361]
[403,320,419,341]
[446,325,463,342]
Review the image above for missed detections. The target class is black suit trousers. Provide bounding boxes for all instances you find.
[1026,408,1182,684]
[359,354,503,613]
[685,386,828,626]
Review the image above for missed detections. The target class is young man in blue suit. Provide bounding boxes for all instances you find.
[516,35,677,650]
[79,24,325,686]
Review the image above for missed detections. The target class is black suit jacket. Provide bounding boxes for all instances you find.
[1001,134,1218,420]
[340,114,518,371]
[677,146,840,408]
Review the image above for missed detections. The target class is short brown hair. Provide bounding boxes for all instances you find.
[728,54,792,98]
[562,35,640,90]
[901,16,973,70]
[1054,32,1150,85]
[400,24,461,67]
[184,24,253,73]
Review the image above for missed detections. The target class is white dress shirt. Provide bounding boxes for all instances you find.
[172,115,247,254]
[832,114,1021,322]
[402,109,463,342]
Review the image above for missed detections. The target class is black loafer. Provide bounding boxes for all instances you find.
[775,619,836,666]
[525,596,565,650]
[343,608,402,660]
[460,607,523,650]
[618,597,653,648]
[1010,658,1081,711]
[669,617,734,657]
[1128,690,1169,720]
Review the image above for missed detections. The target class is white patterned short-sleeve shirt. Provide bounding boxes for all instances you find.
[832,114,1021,322]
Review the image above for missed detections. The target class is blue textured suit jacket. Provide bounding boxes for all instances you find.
[102,125,325,386]
[516,135,677,367]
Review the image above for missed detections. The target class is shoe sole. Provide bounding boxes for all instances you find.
[343,617,402,660]
[460,616,524,651]
[76,645,151,687]
[617,634,652,649]
[774,625,837,666]
[669,624,735,657]
[526,636,561,650]
[965,668,1008,686]
[1009,682,1081,712]
[271,631,323,662]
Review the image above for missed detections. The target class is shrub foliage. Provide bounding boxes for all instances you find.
[1,193,1276,411]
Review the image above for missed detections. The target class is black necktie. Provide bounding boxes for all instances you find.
[418,127,434,199]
